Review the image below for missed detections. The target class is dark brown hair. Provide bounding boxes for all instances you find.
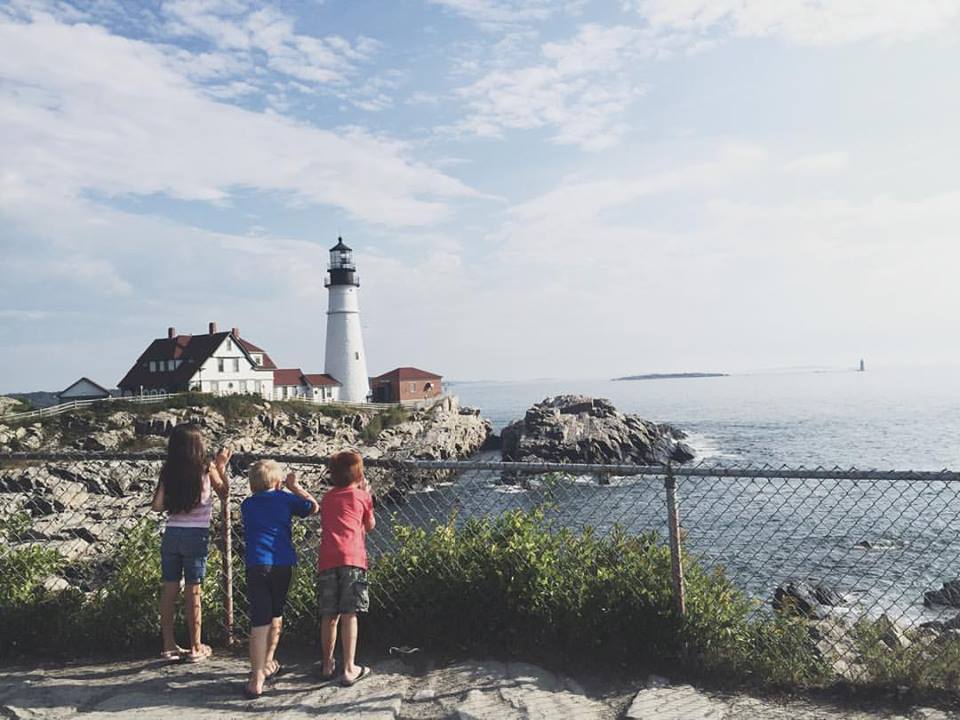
[160,424,207,514]
[328,451,363,488]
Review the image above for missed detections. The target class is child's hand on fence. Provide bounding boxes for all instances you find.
[214,447,232,472]
[285,472,298,489]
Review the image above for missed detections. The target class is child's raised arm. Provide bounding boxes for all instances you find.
[285,472,319,515]
[208,447,232,500]
[150,479,165,512]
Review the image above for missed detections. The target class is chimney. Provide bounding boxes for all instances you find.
[231,327,239,338]
[167,327,176,339]
[208,321,217,334]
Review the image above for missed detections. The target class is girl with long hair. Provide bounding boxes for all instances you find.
[151,423,230,662]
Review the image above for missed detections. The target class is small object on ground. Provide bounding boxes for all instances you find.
[389,645,430,675]
[341,665,371,687]
[265,661,284,684]
[182,644,213,663]
[159,647,185,661]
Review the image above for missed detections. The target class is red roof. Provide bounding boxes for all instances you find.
[118,331,270,391]
[303,373,340,387]
[371,367,442,382]
[237,338,277,369]
[274,369,340,387]
[273,368,304,386]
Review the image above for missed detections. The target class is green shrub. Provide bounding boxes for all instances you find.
[362,405,409,443]
[367,509,828,685]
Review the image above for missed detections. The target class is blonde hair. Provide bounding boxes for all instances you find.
[248,459,283,493]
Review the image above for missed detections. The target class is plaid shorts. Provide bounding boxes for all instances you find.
[318,566,369,615]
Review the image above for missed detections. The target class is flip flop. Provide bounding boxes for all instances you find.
[341,666,371,687]
[159,647,185,661]
[242,685,263,700]
[318,660,338,683]
[182,644,213,663]
[265,661,284,684]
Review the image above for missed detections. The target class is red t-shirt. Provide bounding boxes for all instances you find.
[318,485,373,571]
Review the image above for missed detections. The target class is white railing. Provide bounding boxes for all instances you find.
[3,392,184,422]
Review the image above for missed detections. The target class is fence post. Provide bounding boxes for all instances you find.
[664,464,686,617]
[221,479,234,646]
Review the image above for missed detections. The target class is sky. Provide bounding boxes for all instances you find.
[2,0,960,392]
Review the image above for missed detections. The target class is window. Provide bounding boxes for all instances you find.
[210,381,219,393]
[226,339,233,351]
[240,381,247,393]
[167,360,176,372]
[217,358,224,373]
[232,358,240,372]
[410,382,416,393]
[355,352,360,360]
[253,355,262,366]
[149,361,157,373]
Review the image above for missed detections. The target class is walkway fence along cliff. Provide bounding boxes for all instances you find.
[3,452,960,691]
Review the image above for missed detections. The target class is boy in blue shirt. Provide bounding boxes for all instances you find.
[241,460,319,699]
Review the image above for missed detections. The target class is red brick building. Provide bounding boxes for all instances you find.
[370,367,442,403]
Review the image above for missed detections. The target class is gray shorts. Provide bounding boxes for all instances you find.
[318,566,369,615]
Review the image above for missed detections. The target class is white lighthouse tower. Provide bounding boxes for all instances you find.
[324,237,370,403]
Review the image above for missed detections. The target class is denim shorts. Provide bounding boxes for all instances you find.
[160,526,210,584]
[318,566,369,615]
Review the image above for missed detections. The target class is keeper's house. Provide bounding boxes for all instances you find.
[370,367,442,403]
[118,323,276,398]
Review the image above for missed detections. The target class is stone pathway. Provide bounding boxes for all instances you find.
[0,655,956,719]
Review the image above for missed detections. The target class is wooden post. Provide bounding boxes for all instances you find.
[221,482,234,646]
[664,465,686,617]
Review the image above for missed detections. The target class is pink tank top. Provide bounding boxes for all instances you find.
[166,473,214,528]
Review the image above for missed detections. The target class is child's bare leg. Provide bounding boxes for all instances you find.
[160,582,180,652]
[265,617,283,675]
[340,613,359,681]
[185,582,203,652]
[321,614,340,675]
[247,624,270,694]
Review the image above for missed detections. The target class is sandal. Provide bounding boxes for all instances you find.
[182,644,213,663]
[159,647,185,661]
[341,665,371,687]
[319,660,338,683]
[242,685,263,700]
[265,661,284,684]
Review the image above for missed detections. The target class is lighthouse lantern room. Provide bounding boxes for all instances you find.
[323,237,370,403]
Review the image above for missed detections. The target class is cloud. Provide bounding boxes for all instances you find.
[163,0,378,86]
[0,14,479,226]
[784,151,850,175]
[454,24,652,149]
[426,0,560,27]
[630,0,960,46]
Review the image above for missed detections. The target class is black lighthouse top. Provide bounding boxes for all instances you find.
[326,236,359,287]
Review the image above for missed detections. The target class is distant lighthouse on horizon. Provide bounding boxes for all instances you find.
[324,237,370,403]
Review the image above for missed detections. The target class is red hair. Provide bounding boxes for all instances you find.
[328,451,363,488]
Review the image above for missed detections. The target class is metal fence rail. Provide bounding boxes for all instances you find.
[2,451,960,688]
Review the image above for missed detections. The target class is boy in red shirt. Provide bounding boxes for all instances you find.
[318,451,375,686]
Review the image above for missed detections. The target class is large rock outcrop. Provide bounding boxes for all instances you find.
[500,395,694,465]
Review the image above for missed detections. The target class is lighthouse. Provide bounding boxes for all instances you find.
[324,237,370,403]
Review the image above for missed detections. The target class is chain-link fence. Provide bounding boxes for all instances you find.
[2,451,960,690]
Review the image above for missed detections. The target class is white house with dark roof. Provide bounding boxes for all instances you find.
[118,323,275,398]
[58,377,112,402]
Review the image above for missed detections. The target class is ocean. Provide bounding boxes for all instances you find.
[397,366,960,621]
[451,365,960,470]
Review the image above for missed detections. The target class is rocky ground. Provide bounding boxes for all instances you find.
[1,654,956,720]
[501,395,695,465]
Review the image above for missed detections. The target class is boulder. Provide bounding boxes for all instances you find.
[924,579,960,608]
[773,579,844,619]
[501,395,694,465]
